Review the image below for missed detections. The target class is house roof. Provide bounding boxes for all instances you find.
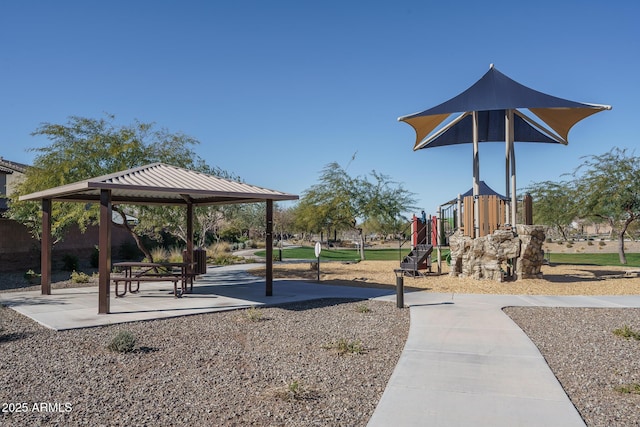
[19,163,299,206]
[0,158,28,174]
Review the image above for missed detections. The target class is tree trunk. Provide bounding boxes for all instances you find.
[617,216,634,265]
[113,207,154,262]
[618,232,627,264]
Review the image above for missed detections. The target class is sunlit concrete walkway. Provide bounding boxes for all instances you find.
[368,292,640,427]
[0,264,391,330]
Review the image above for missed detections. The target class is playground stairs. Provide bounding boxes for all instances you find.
[399,244,433,277]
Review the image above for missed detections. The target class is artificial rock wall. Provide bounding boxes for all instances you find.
[448,225,545,281]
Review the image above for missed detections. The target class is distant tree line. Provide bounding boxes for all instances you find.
[6,115,417,263]
[526,147,640,264]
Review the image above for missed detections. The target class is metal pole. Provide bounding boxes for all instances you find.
[266,199,273,296]
[472,110,480,238]
[457,193,462,233]
[505,109,511,225]
[510,136,517,228]
[98,189,112,314]
[41,198,52,295]
[396,275,404,308]
[506,109,516,227]
[436,206,442,274]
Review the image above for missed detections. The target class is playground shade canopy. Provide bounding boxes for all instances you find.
[398,65,611,149]
[443,181,506,205]
[398,65,611,230]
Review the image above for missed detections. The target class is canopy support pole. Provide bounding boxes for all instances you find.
[98,189,112,314]
[472,111,480,238]
[41,198,52,295]
[266,199,273,296]
[182,195,194,271]
[507,109,517,227]
[505,109,515,227]
[504,112,511,225]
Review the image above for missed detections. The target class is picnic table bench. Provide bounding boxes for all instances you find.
[112,262,196,298]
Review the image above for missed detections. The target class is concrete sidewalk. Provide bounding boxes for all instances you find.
[368,292,640,427]
[0,264,392,330]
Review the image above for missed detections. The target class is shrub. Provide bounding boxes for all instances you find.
[150,247,169,263]
[24,269,40,282]
[356,303,371,313]
[272,380,319,401]
[613,325,640,340]
[212,253,243,266]
[70,271,90,284]
[323,338,365,355]
[168,246,184,263]
[107,331,137,353]
[599,240,606,246]
[61,254,79,271]
[245,306,264,322]
[206,242,232,260]
[615,383,640,395]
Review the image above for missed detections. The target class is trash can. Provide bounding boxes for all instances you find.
[183,249,208,274]
[194,248,207,274]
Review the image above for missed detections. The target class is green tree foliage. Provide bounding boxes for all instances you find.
[572,147,640,264]
[525,180,577,241]
[6,114,232,259]
[294,162,416,259]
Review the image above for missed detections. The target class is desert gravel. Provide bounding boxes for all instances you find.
[504,307,640,427]
[0,298,409,427]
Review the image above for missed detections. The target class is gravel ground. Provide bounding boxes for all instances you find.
[2,251,640,426]
[504,307,640,427]
[0,298,409,427]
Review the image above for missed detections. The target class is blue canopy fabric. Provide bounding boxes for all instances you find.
[399,66,611,150]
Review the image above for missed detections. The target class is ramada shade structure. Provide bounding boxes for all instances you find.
[19,163,299,314]
[399,65,611,235]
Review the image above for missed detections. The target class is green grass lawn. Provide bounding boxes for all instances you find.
[256,246,640,267]
[256,246,447,262]
[546,252,640,267]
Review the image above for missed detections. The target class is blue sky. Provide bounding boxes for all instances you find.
[1,1,638,216]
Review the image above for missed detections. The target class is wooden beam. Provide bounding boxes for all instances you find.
[41,198,52,295]
[98,189,112,314]
[186,198,194,269]
[266,199,273,296]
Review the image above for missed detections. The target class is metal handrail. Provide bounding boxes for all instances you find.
[398,218,431,263]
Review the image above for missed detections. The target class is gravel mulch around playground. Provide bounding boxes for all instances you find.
[0,298,409,426]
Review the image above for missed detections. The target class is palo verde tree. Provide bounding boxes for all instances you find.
[6,114,229,261]
[294,162,416,260]
[572,147,640,264]
[524,180,578,241]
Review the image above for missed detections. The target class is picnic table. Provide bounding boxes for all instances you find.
[112,261,196,298]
